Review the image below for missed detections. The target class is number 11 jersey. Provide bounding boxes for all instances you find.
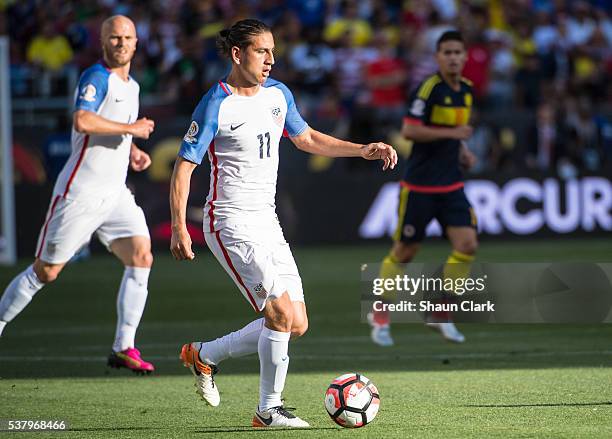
[179,78,307,232]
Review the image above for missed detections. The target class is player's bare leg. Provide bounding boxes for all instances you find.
[107,236,155,374]
[0,259,66,336]
[426,226,478,343]
[290,300,308,339]
[368,241,420,347]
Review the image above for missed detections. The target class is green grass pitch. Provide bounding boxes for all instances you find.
[1,239,611,438]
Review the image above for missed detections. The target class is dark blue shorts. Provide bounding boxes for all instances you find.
[393,186,477,243]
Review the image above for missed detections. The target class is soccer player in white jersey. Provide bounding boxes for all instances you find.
[0,16,157,373]
[170,19,398,428]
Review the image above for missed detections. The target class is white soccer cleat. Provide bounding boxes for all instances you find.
[426,322,466,343]
[367,313,394,347]
[252,406,310,428]
[179,343,220,407]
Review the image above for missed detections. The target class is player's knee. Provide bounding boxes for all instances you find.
[265,296,294,332]
[33,263,62,283]
[130,248,153,268]
[291,318,308,338]
[456,240,478,256]
[392,242,419,263]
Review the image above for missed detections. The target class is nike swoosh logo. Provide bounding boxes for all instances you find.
[255,413,273,426]
[230,122,246,131]
[115,98,125,102]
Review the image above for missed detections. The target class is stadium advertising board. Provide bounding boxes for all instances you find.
[360,177,612,240]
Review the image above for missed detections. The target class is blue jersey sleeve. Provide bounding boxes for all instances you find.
[179,85,227,164]
[74,64,109,113]
[271,81,308,137]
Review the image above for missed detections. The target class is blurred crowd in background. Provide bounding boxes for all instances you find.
[1,0,611,177]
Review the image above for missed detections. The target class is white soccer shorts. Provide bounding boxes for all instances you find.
[204,221,304,312]
[35,186,150,264]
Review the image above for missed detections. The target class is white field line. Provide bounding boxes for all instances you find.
[7,327,607,340]
[1,350,611,363]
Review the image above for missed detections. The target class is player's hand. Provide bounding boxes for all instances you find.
[459,141,477,170]
[360,142,398,171]
[129,117,155,139]
[130,147,151,171]
[452,125,473,140]
[170,226,195,261]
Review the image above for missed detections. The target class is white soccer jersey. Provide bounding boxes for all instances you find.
[54,62,140,200]
[179,79,308,232]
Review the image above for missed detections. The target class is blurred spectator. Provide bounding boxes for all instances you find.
[565,96,601,171]
[26,22,73,72]
[466,109,494,174]
[370,1,400,47]
[595,112,612,169]
[323,0,373,47]
[431,0,457,22]
[164,35,204,113]
[486,30,515,107]
[566,1,597,48]
[287,0,326,28]
[288,27,335,112]
[533,10,559,54]
[420,10,454,54]
[332,30,377,110]
[526,103,565,171]
[462,7,491,101]
[9,42,32,97]
[26,21,75,95]
[364,31,406,139]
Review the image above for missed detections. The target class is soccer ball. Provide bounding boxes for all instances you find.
[324,373,380,428]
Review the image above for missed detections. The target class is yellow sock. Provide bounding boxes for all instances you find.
[379,253,405,304]
[443,250,475,294]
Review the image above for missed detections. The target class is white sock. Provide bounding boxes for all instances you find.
[0,265,45,326]
[200,318,264,365]
[258,326,290,411]
[112,266,150,352]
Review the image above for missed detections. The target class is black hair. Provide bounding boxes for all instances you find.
[216,19,271,58]
[436,30,464,51]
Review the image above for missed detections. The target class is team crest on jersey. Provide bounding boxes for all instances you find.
[270,106,284,128]
[80,84,97,102]
[254,282,268,299]
[403,224,416,238]
[183,121,199,143]
[410,98,425,116]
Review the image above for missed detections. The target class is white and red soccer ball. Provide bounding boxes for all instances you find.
[324,373,380,428]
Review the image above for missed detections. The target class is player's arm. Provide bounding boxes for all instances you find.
[291,127,397,170]
[73,110,154,139]
[459,140,477,170]
[402,121,473,143]
[130,142,151,172]
[169,157,197,261]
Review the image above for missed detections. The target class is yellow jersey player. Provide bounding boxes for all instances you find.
[369,30,478,346]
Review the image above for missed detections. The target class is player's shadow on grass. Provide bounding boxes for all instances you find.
[193,426,338,434]
[69,427,159,432]
[69,426,338,433]
[466,401,612,408]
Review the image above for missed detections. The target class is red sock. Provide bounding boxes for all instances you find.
[428,298,452,323]
[372,309,390,326]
